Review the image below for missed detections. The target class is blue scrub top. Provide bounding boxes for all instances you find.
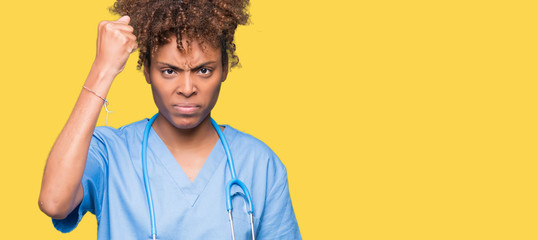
[52,119,301,240]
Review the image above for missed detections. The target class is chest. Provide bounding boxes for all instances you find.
[169,143,214,182]
[103,153,259,240]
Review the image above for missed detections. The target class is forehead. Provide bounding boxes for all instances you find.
[152,35,222,66]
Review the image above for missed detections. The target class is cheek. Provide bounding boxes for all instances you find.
[213,84,222,101]
[206,83,222,110]
[149,71,172,106]
[150,84,167,108]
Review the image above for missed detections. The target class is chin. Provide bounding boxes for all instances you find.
[169,115,207,130]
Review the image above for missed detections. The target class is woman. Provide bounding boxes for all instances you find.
[38,0,301,239]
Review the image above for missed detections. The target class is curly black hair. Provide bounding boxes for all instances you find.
[110,0,249,70]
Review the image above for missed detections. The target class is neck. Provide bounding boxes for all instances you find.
[153,114,217,151]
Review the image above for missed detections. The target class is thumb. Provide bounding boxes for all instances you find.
[116,15,130,24]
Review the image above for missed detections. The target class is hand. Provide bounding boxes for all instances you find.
[93,16,138,79]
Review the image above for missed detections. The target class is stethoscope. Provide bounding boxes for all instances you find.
[142,113,256,240]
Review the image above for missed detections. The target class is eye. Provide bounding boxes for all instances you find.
[198,68,212,75]
[162,69,175,75]
[160,69,177,78]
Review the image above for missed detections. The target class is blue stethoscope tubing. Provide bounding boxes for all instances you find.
[142,113,256,240]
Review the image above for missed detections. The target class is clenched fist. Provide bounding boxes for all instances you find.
[93,16,138,79]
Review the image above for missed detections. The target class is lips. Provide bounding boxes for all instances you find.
[173,103,200,114]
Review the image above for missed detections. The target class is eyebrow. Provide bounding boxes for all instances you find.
[156,61,217,71]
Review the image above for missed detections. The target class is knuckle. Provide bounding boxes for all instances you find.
[119,35,129,45]
[112,29,125,39]
[98,21,108,29]
[105,23,114,31]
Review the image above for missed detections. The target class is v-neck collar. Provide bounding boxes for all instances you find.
[146,123,235,207]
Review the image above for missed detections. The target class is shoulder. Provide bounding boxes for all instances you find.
[92,119,147,142]
[227,126,271,149]
[87,119,149,157]
[84,119,147,165]
[226,125,276,156]
[225,125,287,173]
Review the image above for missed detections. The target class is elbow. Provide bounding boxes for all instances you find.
[38,197,71,219]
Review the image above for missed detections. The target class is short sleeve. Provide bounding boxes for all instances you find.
[52,133,107,233]
[256,157,302,239]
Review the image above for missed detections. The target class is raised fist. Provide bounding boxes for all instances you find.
[94,15,138,78]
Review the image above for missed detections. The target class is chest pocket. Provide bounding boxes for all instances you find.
[229,191,259,240]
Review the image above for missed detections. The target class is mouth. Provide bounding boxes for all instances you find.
[172,104,201,114]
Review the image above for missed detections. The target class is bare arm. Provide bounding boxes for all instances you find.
[39,16,137,219]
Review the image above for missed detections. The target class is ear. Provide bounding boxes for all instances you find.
[221,64,228,83]
[143,60,151,84]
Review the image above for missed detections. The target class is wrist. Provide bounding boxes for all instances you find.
[84,61,116,98]
[90,59,119,83]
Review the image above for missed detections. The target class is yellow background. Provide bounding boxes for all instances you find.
[1,0,536,239]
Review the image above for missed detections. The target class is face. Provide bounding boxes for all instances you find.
[144,35,228,129]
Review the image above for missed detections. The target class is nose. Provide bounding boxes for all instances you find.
[177,73,197,97]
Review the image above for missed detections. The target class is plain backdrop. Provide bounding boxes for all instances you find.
[0,0,536,239]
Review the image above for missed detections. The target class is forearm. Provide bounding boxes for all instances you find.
[39,16,136,219]
[39,63,114,219]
